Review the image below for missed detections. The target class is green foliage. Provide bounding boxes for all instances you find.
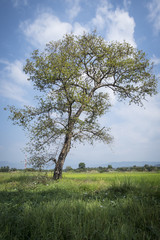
[0,166,10,172]
[78,162,86,169]
[65,166,73,172]
[25,168,36,172]
[107,164,112,169]
[6,32,158,170]
[10,168,17,171]
[0,172,160,240]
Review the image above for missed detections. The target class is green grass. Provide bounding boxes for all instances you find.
[0,171,160,240]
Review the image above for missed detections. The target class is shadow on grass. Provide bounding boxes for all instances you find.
[0,173,50,184]
[0,181,159,207]
[0,181,137,205]
[0,187,159,240]
[0,187,74,206]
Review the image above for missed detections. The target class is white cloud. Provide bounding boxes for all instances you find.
[147,0,160,34]
[73,22,88,35]
[111,95,160,153]
[0,81,28,103]
[20,3,136,50]
[92,1,136,47]
[66,0,81,20]
[1,60,29,86]
[0,59,30,103]
[12,0,28,7]
[106,9,136,47]
[20,13,72,47]
[123,0,131,10]
[151,54,160,65]
[20,12,87,48]
[92,3,112,30]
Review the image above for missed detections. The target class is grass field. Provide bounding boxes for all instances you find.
[0,171,160,240]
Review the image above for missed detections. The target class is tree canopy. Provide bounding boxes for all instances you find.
[7,32,157,179]
[79,162,86,169]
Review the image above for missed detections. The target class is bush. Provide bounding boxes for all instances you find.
[25,168,36,172]
[10,168,17,171]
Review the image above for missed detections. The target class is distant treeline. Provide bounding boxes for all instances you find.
[64,164,160,173]
[0,164,160,173]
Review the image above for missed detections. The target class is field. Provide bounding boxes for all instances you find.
[0,171,160,240]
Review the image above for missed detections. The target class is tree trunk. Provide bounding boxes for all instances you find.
[53,134,72,180]
[53,102,84,180]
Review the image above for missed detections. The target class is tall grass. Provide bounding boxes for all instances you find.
[0,171,159,240]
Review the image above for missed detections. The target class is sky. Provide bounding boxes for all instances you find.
[0,0,160,169]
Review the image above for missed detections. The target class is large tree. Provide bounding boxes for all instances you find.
[8,32,157,179]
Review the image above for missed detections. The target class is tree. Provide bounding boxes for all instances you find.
[78,162,86,169]
[65,166,73,172]
[7,32,157,180]
[107,164,112,169]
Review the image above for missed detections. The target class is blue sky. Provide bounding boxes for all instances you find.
[0,0,160,169]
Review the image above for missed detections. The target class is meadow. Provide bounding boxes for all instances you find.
[0,171,159,240]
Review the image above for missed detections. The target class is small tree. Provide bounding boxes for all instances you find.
[107,164,112,169]
[78,162,86,169]
[7,32,157,180]
[65,166,73,172]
